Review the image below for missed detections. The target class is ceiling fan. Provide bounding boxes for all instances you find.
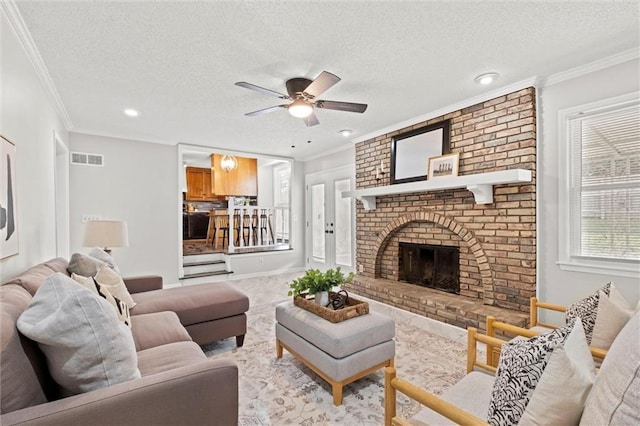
[235,71,367,127]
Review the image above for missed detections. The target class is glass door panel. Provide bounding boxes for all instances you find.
[334,178,352,268]
[311,183,326,262]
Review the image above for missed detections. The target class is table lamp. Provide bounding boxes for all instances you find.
[83,220,129,254]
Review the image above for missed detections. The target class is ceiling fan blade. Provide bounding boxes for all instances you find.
[245,105,288,116]
[303,71,341,98]
[303,111,320,127]
[315,100,368,113]
[235,82,290,99]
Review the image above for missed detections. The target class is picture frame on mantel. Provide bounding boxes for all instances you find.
[427,152,460,180]
[1,135,18,261]
[390,119,451,184]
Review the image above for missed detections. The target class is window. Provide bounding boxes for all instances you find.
[558,92,640,276]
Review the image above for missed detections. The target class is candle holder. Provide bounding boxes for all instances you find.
[375,160,386,183]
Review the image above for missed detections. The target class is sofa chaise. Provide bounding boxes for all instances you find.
[0,256,249,425]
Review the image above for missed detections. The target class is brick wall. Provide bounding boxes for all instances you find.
[354,87,536,313]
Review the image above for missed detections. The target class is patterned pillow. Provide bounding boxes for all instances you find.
[71,273,132,328]
[487,323,574,425]
[94,265,136,307]
[565,282,611,344]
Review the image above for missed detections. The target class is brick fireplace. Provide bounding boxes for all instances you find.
[343,87,536,330]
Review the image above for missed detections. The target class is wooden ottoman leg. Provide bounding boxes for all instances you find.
[276,339,283,358]
[332,382,343,406]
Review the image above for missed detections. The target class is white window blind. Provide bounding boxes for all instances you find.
[568,100,640,261]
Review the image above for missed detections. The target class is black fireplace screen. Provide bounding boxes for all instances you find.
[399,243,460,294]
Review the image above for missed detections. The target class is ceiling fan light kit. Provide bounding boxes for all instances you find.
[288,99,313,118]
[235,70,367,127]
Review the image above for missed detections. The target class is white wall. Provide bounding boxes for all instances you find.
[1,12,68,282]
[69,133,306,284]
[538,58,640,311]
[257,161,274,206]
[68,132,179,281]
[303,145,355,175]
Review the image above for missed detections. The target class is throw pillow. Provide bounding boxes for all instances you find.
[71,272,100,297]
[94,265,136,308]
[590,285,633,350]
[67,252,107,277]
[518,320,596,425]
[71,273,132,327]
[579,311,640,425]
[16,273,140,396]
[88,247,122,275]
[487,323,574,425]
[565,282,611,344]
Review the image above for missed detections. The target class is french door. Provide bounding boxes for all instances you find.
[305,165,355,272]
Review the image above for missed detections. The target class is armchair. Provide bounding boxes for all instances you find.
[384,311,640,426]
[385,327,501,426]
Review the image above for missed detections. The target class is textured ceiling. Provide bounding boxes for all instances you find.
[13,1,640,160]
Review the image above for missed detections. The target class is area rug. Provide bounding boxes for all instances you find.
[202,298,470,425]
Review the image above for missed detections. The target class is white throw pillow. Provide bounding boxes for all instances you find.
[580,311,640,425]
[16,273,140,396]
[519,320,596,425]
[591,285,633,350]
[94,265,136,307]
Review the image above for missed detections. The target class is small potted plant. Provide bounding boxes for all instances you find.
[288,267,354,306]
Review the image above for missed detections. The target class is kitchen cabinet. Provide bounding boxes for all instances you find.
[186,167,217,201]
[211,154,258,196]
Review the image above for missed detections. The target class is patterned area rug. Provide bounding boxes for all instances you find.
[202,298,469,425]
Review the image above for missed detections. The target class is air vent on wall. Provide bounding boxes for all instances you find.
[71,152,104,166]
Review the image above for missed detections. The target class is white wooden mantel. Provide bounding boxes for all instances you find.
[342,169,532,211]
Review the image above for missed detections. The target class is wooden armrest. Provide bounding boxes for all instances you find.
[486,316,607,361]
[385,367,489,426]
[530,297,566,328]
[467,327,503,374]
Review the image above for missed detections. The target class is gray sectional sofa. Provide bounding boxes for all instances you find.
[0,257,249,425]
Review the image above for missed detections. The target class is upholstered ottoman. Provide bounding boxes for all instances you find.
[275,301,395,405]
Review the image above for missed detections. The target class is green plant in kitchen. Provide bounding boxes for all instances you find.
[287,267,355,297]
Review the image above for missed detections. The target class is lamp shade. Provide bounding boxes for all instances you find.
[83,220,129,251]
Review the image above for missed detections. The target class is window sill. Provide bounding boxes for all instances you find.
[556,259,640,279]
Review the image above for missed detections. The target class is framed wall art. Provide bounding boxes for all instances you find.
[427,152,460,180]
[1,135,18,260]
[390,119,451,184]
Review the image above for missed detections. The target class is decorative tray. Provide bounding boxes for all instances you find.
[293,291,369,323]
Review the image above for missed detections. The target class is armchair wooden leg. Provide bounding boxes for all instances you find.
[276,339,283,358]
[385,366,397,426]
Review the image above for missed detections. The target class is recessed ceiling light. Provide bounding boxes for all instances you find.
[474,72,499,85]
[124,108,139,117]
[339,129,352,137]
